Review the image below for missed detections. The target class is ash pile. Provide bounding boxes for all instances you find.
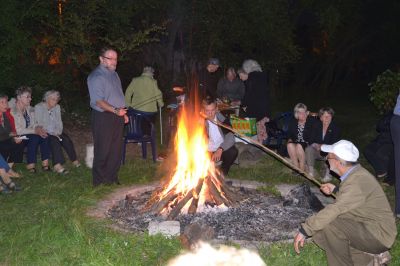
[108,182,324,243]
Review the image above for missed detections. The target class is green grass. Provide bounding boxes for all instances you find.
[1,94,400,265]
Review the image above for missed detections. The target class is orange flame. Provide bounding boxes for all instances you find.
[161,105,214,199]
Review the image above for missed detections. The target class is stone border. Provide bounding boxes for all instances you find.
[86,182,159,219]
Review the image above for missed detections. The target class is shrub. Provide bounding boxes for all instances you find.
[369,69,400,114]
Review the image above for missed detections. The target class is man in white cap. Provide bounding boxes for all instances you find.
[293,140,397,265]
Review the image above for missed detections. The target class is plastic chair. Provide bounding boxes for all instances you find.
[122,108,157,164]
[264,112,293,150]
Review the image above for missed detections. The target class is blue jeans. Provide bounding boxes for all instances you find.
[23,134,50,164]
[0,154,10,172]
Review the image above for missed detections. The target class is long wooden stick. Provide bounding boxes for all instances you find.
[200,113,336,198]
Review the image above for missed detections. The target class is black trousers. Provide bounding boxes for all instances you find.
[364,141,393,175]
[91,110,124,186]
[221,145,238,175]
[391,114,400,214]
[49,133,77,165]
[0,138,25,163]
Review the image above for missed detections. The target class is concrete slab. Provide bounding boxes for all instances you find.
[148,221,180,237]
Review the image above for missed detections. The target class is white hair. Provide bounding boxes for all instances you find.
[143,66,155,75]
[242,59,262,73]
[167,242,266,266]
[43,90,60,102]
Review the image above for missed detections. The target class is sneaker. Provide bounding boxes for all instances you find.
[156,155,165,162]
[364,250,391,265]
[72,161,81,168]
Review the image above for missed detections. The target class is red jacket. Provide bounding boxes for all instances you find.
[4,109,16,134]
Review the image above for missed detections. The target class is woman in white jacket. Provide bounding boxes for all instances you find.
[11,86,50,173]
[35,90,80,174]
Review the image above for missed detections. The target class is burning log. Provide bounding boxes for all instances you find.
[168,177,204,219]
[206,177,230,206]
[188,178,204,214]
[148,188,178,214]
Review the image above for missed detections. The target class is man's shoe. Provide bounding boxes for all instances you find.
[364,250,391,265]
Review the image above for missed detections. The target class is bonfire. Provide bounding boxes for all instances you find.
[143,104,241,219]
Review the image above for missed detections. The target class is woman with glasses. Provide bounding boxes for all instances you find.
[10,86,50,173]
[35,90,80,174]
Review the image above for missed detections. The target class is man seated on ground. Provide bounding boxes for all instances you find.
[294,140,397,266]
[203,97,238,175]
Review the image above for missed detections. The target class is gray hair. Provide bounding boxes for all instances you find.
[43,90,61,102]
[242,59,262,73]
[294,103,307,113]
[318,107,335,117]
[143,66,155,75]
[15,86,32,98]
[99,47,117,57]
[334,154,358,166]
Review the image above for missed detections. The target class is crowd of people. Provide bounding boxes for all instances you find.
[2,46,399,264]
[0,87,80,193]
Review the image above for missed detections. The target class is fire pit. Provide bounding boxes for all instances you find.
[107,181,324,244]
[105,104,327,244]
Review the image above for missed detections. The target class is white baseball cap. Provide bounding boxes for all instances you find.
[321,140,359,162]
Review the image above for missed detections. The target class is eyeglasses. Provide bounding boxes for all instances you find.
[22,95,32,99]
[326,156,337,161]
[101,55,117,61]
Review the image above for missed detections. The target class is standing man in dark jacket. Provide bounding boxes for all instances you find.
[198,58,222,100]
[364,113,394,184]
[87,47,128,186]
[294,140,397,265]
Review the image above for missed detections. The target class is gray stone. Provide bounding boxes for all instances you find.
[148,220,180,237]
[235,143,264,167]
[283,183,324,212]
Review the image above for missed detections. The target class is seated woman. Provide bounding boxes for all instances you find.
[217,67,245,105]
[0,153,20,193]
[10,86,50,173]
[35,90,80,174]
[305,107,341,182]
[0,94,25,173]
[287,103,315,174]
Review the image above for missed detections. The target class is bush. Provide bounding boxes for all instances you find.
[369,69,400,114]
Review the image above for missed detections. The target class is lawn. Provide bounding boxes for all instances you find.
[1,94,399,265]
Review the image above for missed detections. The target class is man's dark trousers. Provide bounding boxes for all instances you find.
[391,114,400,214]
[221,146,238,175]
[92,110,124,186]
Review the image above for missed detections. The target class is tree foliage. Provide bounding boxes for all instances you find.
[369,70,400,114]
